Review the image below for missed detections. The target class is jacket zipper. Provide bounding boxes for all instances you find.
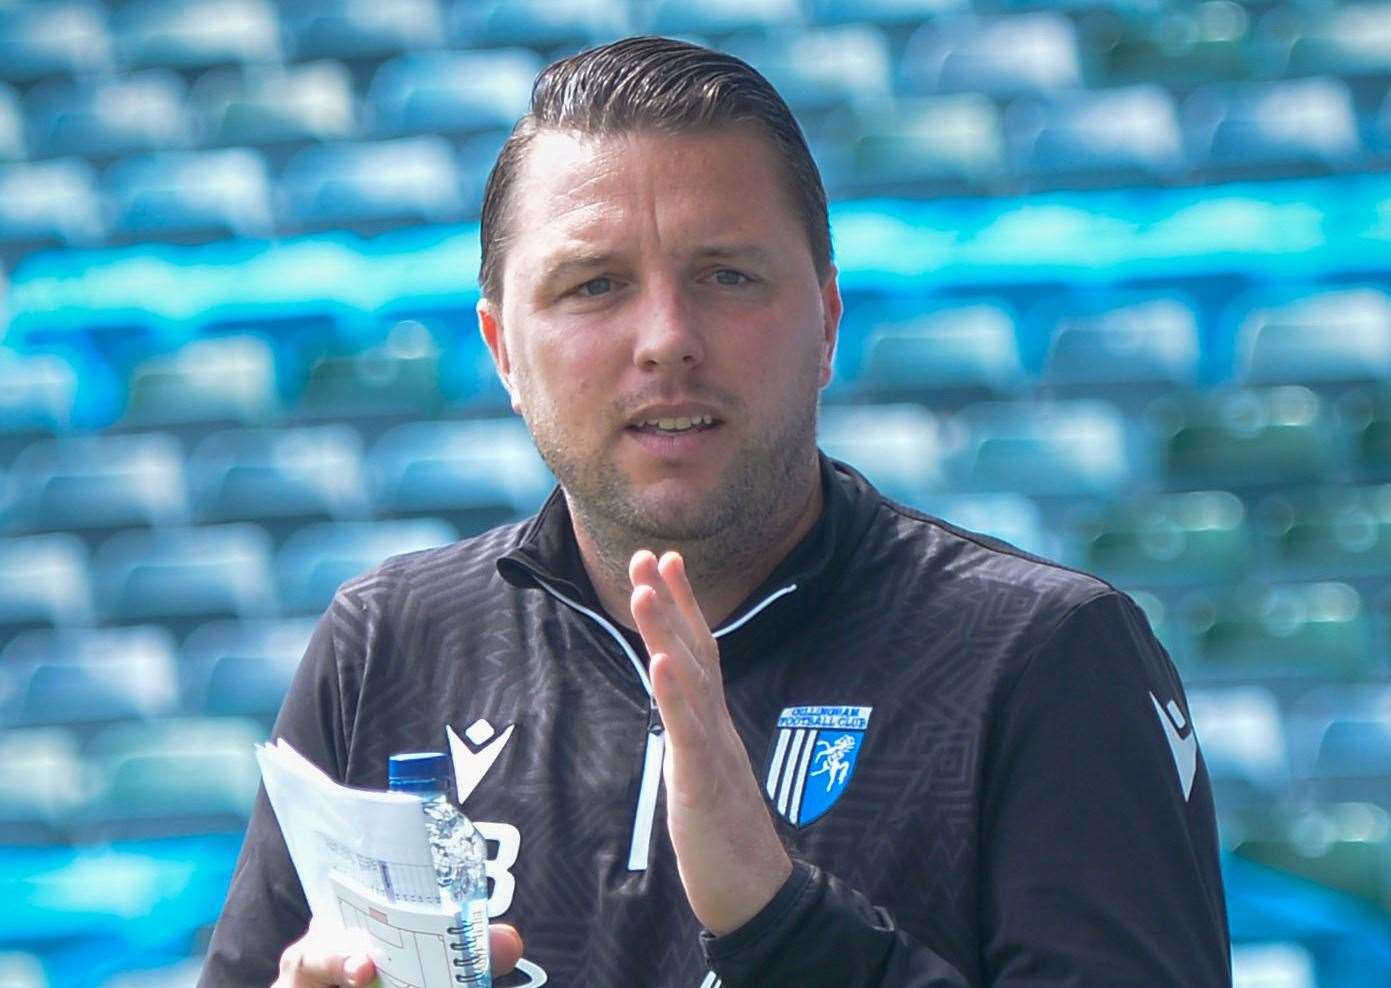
[532,578,798,872]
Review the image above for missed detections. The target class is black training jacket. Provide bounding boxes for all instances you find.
[200,456,1231,987]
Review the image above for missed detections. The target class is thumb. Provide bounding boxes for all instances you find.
[489,924,525,976]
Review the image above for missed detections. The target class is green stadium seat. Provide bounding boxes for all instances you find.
[120,335,279,433]
[1234,803,1391,913]
[1154,387,1337,492]
[1068,490,1251,588]
[295,322,444,423]
[1337,385,1391,481]
[1182,581,1372,678]
[1256,485,1391,581]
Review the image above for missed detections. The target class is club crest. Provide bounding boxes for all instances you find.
[763,705,871,827]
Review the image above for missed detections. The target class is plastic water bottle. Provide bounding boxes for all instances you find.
[388,751,491,987]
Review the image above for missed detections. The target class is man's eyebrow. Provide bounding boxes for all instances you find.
[536,251,623,286]
[695,244,776,264]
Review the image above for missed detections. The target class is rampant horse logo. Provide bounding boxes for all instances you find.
[763,706,871,827]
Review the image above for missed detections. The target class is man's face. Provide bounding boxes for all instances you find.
[479,126,840,545]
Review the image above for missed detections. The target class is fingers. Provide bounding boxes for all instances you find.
[656,551,709,651]
[276,924,376,988]
[490,923,525,976]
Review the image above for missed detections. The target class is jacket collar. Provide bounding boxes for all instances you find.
[496,453,880,677]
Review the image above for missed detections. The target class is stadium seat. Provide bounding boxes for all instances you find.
[1233,286,1391,388]
[646,0,805,38]
[1187,686,1289,805]
[121,335,279,432]
[811,0,969,28]
[1092,5,1252,90]
[945,399,1135,499]
[4,432,190,540]
[285,0,447,61]
[819,404,942,508]
[1004,85,1185,187]
[366,49,541,138]
[1231,942,1316,988]
[1256,485,1391,582]
[451,0,629,52]
[1235,803,1391,911]
[1311,716,1391,807]
[104,148,275,241]
[277,137,463,230]
[112,0,282,72]
[899,14,1083,97]
[1285,3,1391,78]
[1182,581,1371,677]
[1154,387,1336,492]
[276,517,458,614]
[0,727,88,843]
[187,425,369,537]
[1340,384,1391,481]
[27,71,192,160]
[80,716,265,838]
[918,492,1057,559]
[0,534,93,646]
[1068,490,1251,588]
[373,306,510,409]
[0,625,181,728]
[296,323,445,423]
[193,61,358,148]
[848,95,1006,193]
[0,351,80,456]
[181,617,315,720]
[1039,294,1202,403]
[1181,78,1362,177]
[0,159,105,248]
[367,419,553,533]
[853,302,1024,405]
[92,524,278,630]
[0,1,114,83]
[0,84,24,161]
[726,26,894,116]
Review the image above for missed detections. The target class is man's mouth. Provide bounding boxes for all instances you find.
[628,414,719,436]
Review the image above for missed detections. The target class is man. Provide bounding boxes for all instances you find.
[201,36,1231,987]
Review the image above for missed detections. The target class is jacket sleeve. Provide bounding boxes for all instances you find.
[198,608,353,988]
[702,590,1231,987]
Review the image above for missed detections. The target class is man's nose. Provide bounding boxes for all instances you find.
[632,283,706,371]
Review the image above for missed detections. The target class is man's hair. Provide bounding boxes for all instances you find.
[477,35,832,302]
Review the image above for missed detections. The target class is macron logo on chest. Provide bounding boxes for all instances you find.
[447,717,516,805]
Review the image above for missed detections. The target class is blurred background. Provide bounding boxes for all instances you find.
[2,0,1391,984]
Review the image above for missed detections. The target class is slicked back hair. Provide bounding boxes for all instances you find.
[477,36,833,302]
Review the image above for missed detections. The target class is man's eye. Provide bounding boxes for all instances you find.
[578,277,612,297]
[713,269,748,286]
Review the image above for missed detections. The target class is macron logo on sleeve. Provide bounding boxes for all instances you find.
[1150,692,1197,802]
[447,718,515,805]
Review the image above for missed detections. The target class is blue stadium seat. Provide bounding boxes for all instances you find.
[104,148,274,241]
[112,0,283,72]
[286,0,447,61]
[1311,716,1391,807]
[853,302,1025,404]
[277,518,458,615]
[0,1,114,83]
[1039,294,1201,403]
[187,425,369,534]
[366,49,541,138]
[1233,287,1391,388]
[0,350,81,440]
[193,61,358,148]
[121,336,280,432]
[181,617,315,719]
[848,95,1005,192]
[278,137,463,230]
[1155,387,1337,492]
[0,84,24,161]
[900,14,1083,97]
[1181,78,1362,176]
[1005,85,1185,186]
[367,419,553,533]
[819,404,942,507]
[0,727,85,842]
[451,0,629,51]
[811,0,970,28]
[1231,942,1316,988]
[918,492,1056,559]
[0,159,105,248]
[1187,686,1289,807]
[1285,3,1391,78]
[0,625,181,728]
[0,534,93,645]
[27,71,192,159]
[646,0,804,38]
[81,716,265,838]
[92,524,277,629]
[946,399,1135,499]
[727,26,893,116]
[4,432,190,540]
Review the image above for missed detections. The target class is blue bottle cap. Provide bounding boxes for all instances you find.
[388,751,451,794]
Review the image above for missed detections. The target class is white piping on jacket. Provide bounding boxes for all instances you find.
[534,577,799,872]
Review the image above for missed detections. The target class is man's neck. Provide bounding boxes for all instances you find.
[569,470,825,632]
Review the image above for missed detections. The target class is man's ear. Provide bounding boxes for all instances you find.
[818,265,843,389]
[478,297,523,415]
